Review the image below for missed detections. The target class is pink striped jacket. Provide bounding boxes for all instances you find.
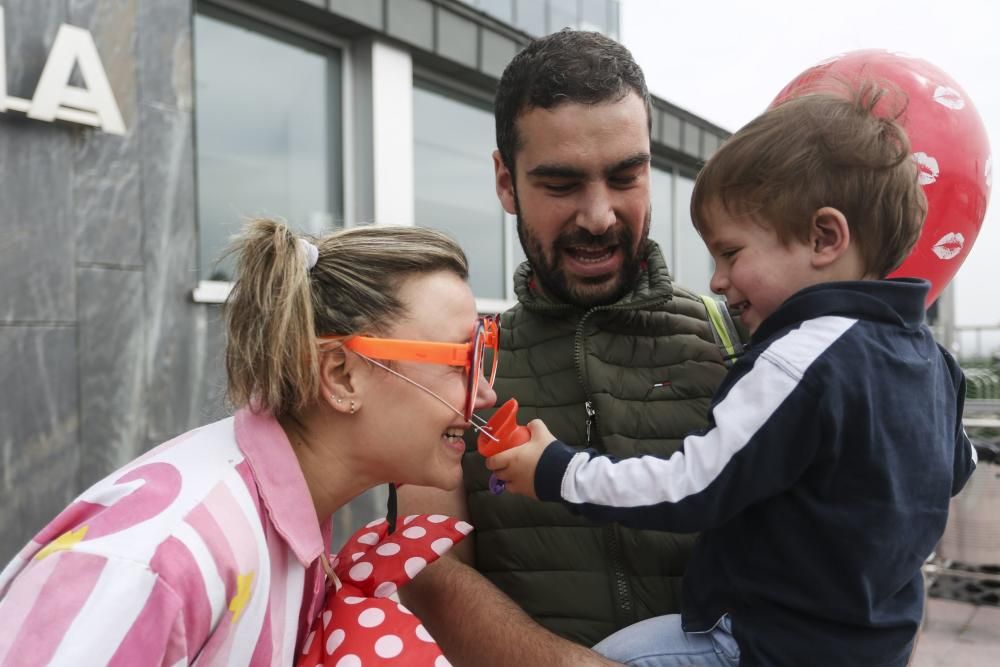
[0,409,331,666]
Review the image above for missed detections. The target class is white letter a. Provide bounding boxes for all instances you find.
[28,23,126,135]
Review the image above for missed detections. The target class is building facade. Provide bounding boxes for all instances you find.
[0,0,730,564]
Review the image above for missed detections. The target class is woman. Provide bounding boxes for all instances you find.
[0,220,497,664]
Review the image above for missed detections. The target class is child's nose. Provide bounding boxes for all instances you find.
[710,268,729,295]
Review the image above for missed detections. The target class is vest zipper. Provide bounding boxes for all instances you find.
[573,309,601,448]
[574,304,642,627]
[606,525,635,627]
[585,400,596,447]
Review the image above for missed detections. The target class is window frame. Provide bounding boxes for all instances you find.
[192,0,353,303]
[649,158,716,293]
[411,72,517,312]
[673,165,715,294]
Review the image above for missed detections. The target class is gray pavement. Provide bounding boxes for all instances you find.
[911,598,1000,666]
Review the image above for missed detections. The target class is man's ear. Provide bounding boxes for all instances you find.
[318,347,364,415]
[493,150,518,215]
[809,207,852,269]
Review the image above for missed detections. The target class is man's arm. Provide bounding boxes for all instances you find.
[397,484,618,667]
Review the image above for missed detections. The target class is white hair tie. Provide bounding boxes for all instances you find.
[298,238,319,271]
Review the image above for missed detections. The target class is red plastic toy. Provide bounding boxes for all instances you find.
[478,398,531,494]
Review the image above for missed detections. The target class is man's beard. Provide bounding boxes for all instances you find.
[514,194,652,309]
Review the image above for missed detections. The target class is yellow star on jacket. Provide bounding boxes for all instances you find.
[35,525,89,561]
[229,572,255,623]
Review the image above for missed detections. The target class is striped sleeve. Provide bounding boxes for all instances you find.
[0,550,187,666]
[536,318,852,532]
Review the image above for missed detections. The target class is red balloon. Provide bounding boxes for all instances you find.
[771,50,992,305]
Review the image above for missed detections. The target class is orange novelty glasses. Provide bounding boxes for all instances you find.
[333,315,499,423]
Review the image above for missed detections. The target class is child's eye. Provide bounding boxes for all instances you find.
[720,248,739,259]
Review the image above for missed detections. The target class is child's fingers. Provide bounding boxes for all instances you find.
[504,472,534,498]
[526,419,554,443]
[484,452,509,471]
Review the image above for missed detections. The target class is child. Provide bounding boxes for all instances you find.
[485,84,977,667]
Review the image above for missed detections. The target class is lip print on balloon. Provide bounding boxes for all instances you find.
[932,232,965,260]
[913,152,940,186]
[932,85,965,110]
[771,49,992,305]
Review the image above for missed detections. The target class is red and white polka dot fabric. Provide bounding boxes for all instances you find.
[298,514,472,666]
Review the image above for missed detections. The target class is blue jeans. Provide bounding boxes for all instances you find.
[593,614,740,667]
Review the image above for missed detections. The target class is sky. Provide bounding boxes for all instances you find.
[620,0,999,357]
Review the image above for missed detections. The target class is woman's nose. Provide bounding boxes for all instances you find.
[474,374,498,411]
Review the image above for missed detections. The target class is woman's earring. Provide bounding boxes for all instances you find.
[349,400,357,415]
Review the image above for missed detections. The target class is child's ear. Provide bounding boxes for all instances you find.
[808,207,851,269]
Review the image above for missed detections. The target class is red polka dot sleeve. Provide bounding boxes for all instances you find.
[298,514,472,666]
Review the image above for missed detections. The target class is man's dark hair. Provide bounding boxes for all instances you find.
[494,29,651,171]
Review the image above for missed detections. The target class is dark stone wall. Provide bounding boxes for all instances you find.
[0,0,208,564]
[0,0,387,565]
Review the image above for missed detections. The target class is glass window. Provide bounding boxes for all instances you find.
[607,0,620,40]
[194,12,342,281]
[413,85,507,299]
[514,0,546,35]
[649,166,675,272]
[580,0,609,34]
[675,174,714,294]
[548,0,578,32]
[475,0,514,23]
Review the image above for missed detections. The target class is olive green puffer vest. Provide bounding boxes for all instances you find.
[462,242,730,646]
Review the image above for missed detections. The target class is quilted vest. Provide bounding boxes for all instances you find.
[462,242,730,646]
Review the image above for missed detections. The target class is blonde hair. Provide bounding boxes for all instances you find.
[224,220,469,418]
[691,81,926,278]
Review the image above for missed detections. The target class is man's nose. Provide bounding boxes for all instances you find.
[575,186,616,237]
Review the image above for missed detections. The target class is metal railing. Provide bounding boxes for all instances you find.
[966,370,1000,400]
[928,410,1000,606]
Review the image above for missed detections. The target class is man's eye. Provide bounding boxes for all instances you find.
[610,175,638,188]
[544,182,576,193]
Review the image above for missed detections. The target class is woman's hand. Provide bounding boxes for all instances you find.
[484,419,556,500]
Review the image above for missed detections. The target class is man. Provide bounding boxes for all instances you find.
[399,30,732,666]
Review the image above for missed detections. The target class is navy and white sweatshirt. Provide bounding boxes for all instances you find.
[535,279,977,666]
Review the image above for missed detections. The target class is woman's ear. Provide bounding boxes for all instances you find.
[809,207,852,269]
[318,347,363,415]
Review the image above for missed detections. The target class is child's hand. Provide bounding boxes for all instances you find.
[484,419,556,500]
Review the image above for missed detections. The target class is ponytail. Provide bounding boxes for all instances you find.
[225,219,318,417]
[224,220,468,418]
